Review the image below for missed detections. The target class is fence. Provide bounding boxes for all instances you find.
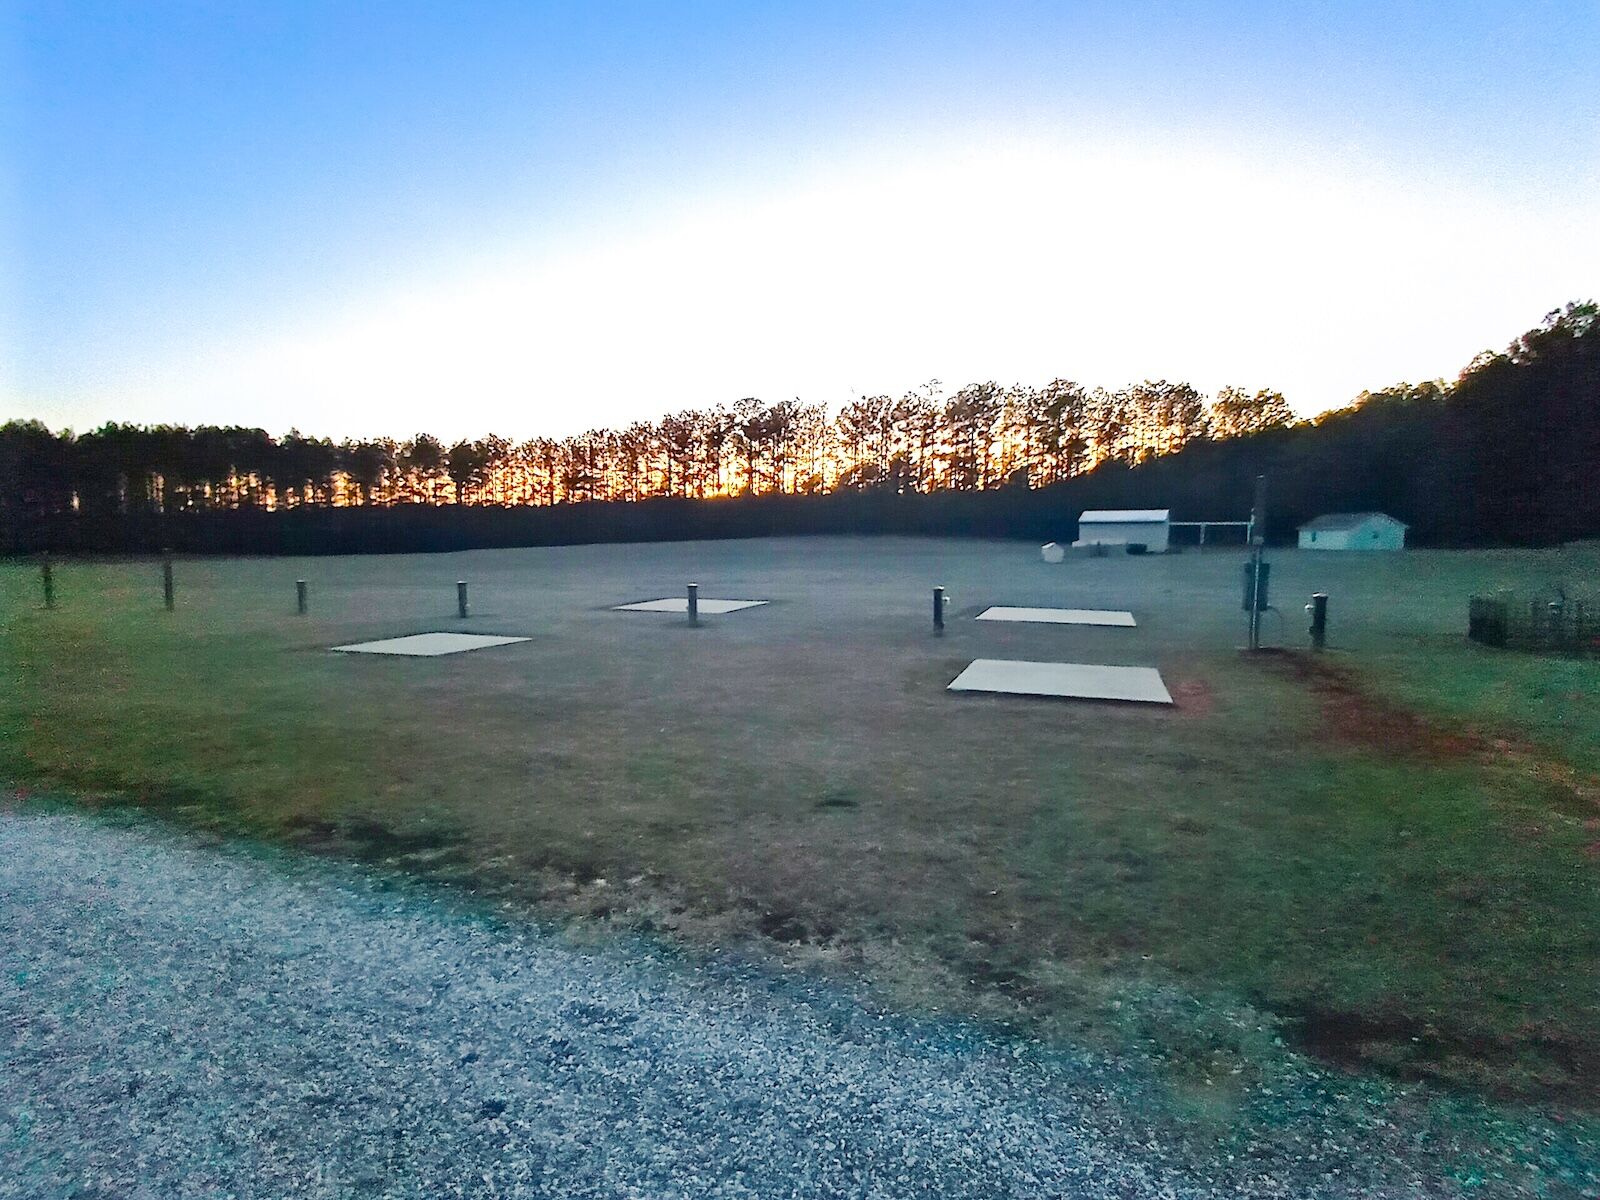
[1468,593,1600,654]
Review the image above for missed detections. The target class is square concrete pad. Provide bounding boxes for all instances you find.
[332,633,532,657]
[976,606,1136,627]
[613,598,768,613]
[948,658,1173,704]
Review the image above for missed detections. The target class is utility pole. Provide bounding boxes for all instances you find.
[1248,475,1267,651]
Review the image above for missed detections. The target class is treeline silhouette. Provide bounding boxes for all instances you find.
[4,379,1289,512]
[3,302,1594,555]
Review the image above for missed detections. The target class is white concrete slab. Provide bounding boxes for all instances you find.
[976,606,1136,627]
[332,633,532,657]
[948,659,1173,704]
[612,598,768,614]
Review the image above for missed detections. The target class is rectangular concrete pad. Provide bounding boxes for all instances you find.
[976,606,1136,627]
[332,633,532,657]
[612,598,768,613]
[948,659,1173,704]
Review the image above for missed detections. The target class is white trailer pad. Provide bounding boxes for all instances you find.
[613,598,768,613]
[332,633,531,657]
[948,659,1173,704]
[976,607,1136,627]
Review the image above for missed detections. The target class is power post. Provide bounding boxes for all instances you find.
[1247,475,1267,651]
[1308,593,1328,650]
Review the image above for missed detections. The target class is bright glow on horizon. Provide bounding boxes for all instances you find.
[30,135,1600,440]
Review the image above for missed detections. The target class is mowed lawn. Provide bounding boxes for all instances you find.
[3,536,1597,1108]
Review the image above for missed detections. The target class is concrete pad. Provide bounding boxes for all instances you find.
[976,606,1136,627]
[332,633,531,657]
[948,659,1173,704]
[613,598,768,614]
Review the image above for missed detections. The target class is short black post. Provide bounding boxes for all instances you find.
[933,586,945,632]
[457,580,469,619]
[162,557,175,612]
[687,582,699,626]
[296,580,308,615]
[1309,592,1328,650]
[40,560,54,610]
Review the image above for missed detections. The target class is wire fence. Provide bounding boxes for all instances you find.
[1468,593,1600,655]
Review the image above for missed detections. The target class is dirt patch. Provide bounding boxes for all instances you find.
[1166,679,1216,717]
[1261,652,1487,760]
[1280,652,1600,825]
[1283,1002,1596,1107]
[1262,652,1600,814]
[754,905,837,945]
[1504,745,1600,814]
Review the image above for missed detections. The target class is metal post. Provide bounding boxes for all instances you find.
[933,586,945,631]
[1309,592,1328,650]
[296,580,308,615]
[1247,475,1267,650]
[687,582,699,626]
[41,560,54,610]
[457,580,469,619]
[162,557,175,612]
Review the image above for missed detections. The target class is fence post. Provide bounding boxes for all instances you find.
[162,555,175,612]
[687,582,699,626]
[40,559,54,610]
[933,586,945,631]
[296,580,308,615]
[457,581,469,619]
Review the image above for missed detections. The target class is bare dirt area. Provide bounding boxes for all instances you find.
[1261,650,1492,760]
[1265,649,1600,812]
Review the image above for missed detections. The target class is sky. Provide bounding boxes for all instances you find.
[4,1,1598,441]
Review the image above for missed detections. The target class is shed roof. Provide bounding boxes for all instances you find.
[1297,511,1408,532]
[1079,509,1170,524]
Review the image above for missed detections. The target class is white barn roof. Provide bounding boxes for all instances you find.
[1079,509,1170,524]
[1297,511,1407,532]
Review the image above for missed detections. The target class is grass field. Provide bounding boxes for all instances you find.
[3,536,1598,1116]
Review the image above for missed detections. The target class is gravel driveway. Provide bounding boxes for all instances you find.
[1,807,1591,1198]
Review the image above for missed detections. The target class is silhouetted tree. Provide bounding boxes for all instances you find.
[1210,386,1293,438]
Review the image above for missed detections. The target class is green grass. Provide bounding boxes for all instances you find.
[3,538,1597,1110]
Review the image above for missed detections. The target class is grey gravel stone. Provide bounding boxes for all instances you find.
[1,808,1591,1198]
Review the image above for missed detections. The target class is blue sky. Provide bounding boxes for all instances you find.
[6,1,1598,439]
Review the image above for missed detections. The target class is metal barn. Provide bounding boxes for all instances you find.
[1073,509,1171,553]
[1297,512,1407,551]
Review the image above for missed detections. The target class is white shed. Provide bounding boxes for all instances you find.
[1073,509,1171,553]
[1297,512,1407,551]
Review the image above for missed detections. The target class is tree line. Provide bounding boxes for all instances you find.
[0,381,1291,518]
[2,302,1594,553]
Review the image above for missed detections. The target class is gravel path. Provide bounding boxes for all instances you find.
[1,809,1590,1199]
